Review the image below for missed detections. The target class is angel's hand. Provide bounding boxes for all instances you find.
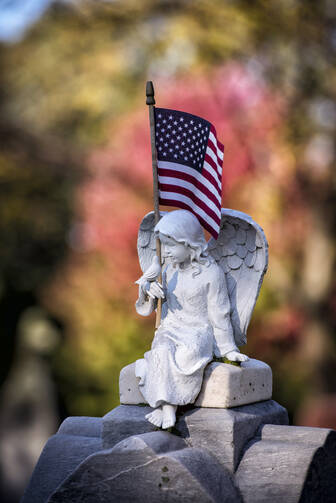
[146,281,165,300]
[224,350,249,362]
[137,277,164,299]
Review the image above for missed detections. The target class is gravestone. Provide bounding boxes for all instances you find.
[22,360,336,503]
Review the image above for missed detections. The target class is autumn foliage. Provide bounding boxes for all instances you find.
[1,0,336,427]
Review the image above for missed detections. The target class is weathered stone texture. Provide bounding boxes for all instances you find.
[119,363,145,405]
[21,434,102,503]
[175,400,288,472]
[22,403,336,503]
[102,405,157,449]
[236,426,336,503]
[48,432,242,503]
[195,359,272,408]
[57,416,102,438]
[119,360,272,409]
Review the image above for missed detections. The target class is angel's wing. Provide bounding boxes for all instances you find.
[137,211,167,273]
[208,208,268,347]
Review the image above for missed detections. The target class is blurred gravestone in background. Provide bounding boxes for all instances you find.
[0,308,60,503]
[0,0,336,502]
[0,19,82,498]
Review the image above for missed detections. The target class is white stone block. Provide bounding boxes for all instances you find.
[119,359,272,408]
[195,359,272,408]
[119,363,146,405]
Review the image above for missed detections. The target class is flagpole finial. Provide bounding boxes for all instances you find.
[146,81,155,105]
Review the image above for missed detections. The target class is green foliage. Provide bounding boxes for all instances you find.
[213,356,241,367]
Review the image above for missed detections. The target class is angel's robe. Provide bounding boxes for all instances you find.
[135,259,237,408]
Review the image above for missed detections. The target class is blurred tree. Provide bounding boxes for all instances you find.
[0,102,82,383]
[1,4,336,500]
[0,40,82,500]
[0,0,335,425]
[233,0,336,422]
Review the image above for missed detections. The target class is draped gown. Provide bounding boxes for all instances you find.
[135,260,237,408]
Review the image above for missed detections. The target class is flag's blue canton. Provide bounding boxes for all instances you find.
[155,108,211,172]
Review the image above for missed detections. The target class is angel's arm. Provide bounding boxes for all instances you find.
[207,266,238,357]
[135,281,157,316]
[135,276,165,317]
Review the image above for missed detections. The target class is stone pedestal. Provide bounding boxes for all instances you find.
[47,432,241,503]
[119,359,272,408]
[175,400,288,472]
[119,363,146,405]
[235,425,336,503]
[102,400,288,466]
[21,403,336,503]
[102,405,157,449]
[21,418,103,503]
[195,360,272,407]
[21,359,336,503]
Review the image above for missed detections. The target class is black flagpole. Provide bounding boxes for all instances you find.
[146,81,162,328]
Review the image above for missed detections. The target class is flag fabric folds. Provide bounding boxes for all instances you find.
[154,107,224,239]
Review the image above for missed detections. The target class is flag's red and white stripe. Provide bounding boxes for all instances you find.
[158,125,224,238]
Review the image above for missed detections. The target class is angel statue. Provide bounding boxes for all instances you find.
[134,208,268,430]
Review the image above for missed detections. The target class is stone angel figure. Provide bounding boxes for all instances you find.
[134,209,268,429]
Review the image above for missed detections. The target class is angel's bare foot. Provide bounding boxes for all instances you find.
[161,404,177,429]
[145,407,163,427]
[225,350,249,362]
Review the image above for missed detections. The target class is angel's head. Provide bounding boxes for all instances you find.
[154,210,210,270]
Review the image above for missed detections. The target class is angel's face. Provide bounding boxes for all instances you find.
[160,234,190,265]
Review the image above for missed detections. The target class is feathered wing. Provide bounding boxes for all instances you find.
[208,208,268,347]
[137,211,167,274]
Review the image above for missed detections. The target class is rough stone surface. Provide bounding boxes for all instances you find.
[120,359,272,409]
[48,432,242,503]
[21,434,102,503]
[119,363,145,405]
[259,423,332,445]
[176,400,288,472]
[21,404,336,503]
[57,416,102,438]
[235,428,336,503]
[102,404,157,449]
[109,430,187,454]
[195,359,272,408]
[299,429,336,503]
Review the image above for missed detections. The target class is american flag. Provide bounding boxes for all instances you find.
[154,107,224,239]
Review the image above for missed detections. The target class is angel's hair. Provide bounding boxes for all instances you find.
[154,210,212,275]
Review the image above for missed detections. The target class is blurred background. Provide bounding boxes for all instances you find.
[0,0,335,501]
